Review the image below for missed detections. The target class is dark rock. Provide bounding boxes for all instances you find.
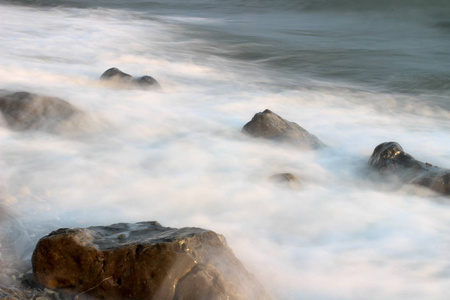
[134,75,161,89]
[32,222,270,300]
[21,272,42,289]
[242,109,324,149]
[99,67,133,82]
[100,67,160,89]
[0,92,82,132]
[369,142,450,195]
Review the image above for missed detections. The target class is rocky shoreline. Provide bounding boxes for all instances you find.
[1,69,449,299]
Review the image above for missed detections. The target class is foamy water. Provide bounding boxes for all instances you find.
[1,3,450,299]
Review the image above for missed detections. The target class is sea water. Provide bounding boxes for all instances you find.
[0,0,450,299]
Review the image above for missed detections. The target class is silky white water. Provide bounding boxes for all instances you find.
[1,3,450,299]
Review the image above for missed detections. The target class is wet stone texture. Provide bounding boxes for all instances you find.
[32,222,271,300]
[100,67,160,90]
[242,109,324,149]
[369,141,450,195]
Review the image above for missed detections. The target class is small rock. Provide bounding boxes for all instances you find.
[270,173,301,189]
[44,288,57,295]
[100,67,160,90]
[242,109,324,149]
[134,75,160,89]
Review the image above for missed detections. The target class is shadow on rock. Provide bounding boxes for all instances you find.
[369,141,450,195]
[242,109,324,149]
[32,221,271,300]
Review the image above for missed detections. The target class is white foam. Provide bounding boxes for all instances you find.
[1,4,450,299]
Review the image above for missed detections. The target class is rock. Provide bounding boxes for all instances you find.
[100,67,133,82]
[32,222,271,300]
[242,109,324,149]
[100,67,160,89]
[369,142,450,195]
[271,173,299,182]
[0,92,82,132]
[21,272,41,289]
[134,75,160,89]
[270,173,301,189]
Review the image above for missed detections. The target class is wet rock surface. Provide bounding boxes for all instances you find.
[0,92,82,133]
[32,221,270,300]
[242,109,324,149]
[369,141,450,195]
[100,67,160,89]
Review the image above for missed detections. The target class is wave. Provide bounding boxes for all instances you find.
[4,0,449,13]
[297,0,450,11]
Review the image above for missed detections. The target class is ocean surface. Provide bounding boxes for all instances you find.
[1,0,450,299]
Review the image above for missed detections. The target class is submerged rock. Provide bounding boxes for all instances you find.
[270,173,301,189]
[32,221,270,300]
[0,92,82,133]
[369,141,450,195]
[242,109,324,149]
[100,67,160,89]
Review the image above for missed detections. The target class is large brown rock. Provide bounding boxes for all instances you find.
[369,141,450,195]
[0,92,82,132]
[32,222,271,300]
[100,67,160,89]
[242,109,324,149]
